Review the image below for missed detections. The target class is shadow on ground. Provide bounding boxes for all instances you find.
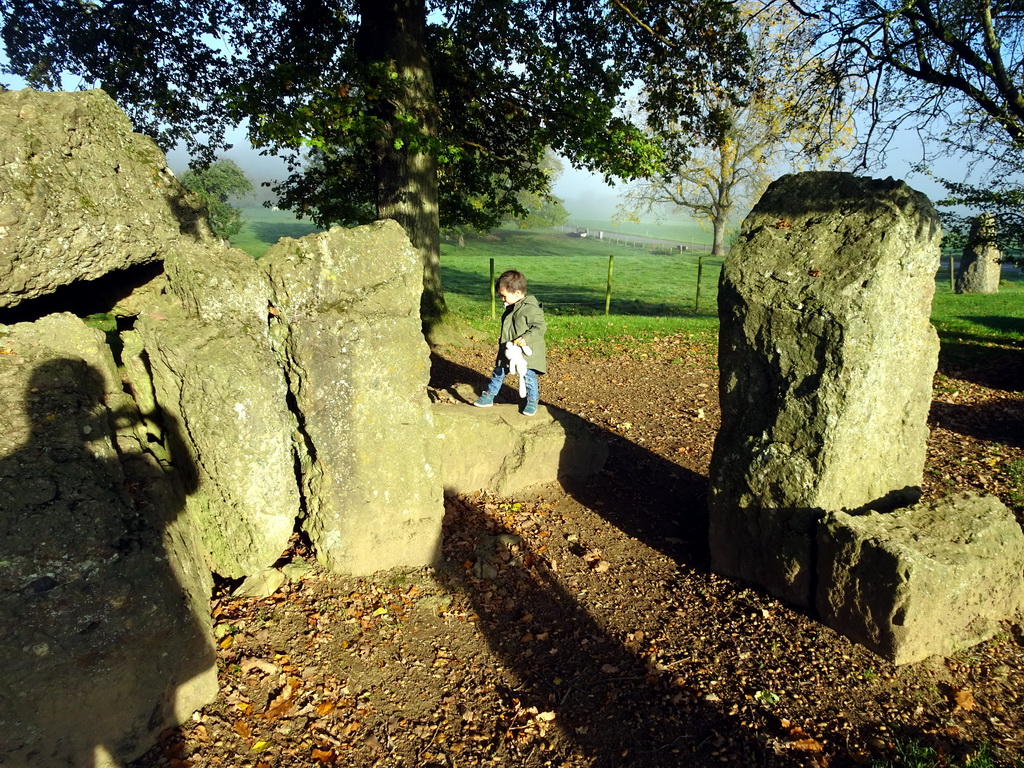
[429,350,711,567]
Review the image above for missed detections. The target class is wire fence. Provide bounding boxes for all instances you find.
[484,252,722,318]
[554,224,719,255]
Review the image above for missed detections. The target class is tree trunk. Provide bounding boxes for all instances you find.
[712,215,727,259]
[357,0,450,338]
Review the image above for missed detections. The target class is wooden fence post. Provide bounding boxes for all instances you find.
[695,254,704,313]
[605,254,614,316]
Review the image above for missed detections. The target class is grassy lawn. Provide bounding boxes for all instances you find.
[231,207,324,259]
[231,208,1024,361]
[933,274,1019,342]
[441,229,723,347]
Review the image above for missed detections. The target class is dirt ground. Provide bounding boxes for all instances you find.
[132,331,1024,768]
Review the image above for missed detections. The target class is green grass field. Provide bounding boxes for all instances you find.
[232,207,324,259]
[234,208,1024,359]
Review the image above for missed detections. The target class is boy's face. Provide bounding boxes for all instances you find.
[499,288,526,306]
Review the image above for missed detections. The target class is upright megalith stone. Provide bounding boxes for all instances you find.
[0,314,216,768]
[131,244,300,579]
[956,212,1002,294]
[709,172,941,608]
[0,89,214,309]
[262,221,443,575]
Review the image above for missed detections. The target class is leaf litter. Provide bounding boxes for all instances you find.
[131,332,1024,768]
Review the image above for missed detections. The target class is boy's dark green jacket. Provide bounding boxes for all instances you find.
[496,294,547,373]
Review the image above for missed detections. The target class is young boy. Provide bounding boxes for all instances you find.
[473,270,547,416]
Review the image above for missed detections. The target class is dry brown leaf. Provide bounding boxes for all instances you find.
[954,689,978,711]
[792,737,824,752]
[233,720,252,739]
[264,682,299,719]
[311,748,337,764]
[240,658,281,676]
[315,701,337,716]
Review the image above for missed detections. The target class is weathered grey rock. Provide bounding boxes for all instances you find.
[433,403,608,496]
[709,172,941,607]
[261,221,443,575]
[0,89,215,309]
[956,212,1001,294]
[131,245,299,579]
[0,314,216,768]
[817,493,1024,664]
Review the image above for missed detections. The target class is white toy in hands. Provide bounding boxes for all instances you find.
[504,341,533,398]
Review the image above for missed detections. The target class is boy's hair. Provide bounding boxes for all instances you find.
[496,270,527,294]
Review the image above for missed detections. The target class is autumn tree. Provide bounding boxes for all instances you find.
[179,158,254,242]
[620,3,851,258]
[0,0,749,341]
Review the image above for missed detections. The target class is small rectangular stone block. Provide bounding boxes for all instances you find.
[432,403,608,496]
[817,493,1024,664]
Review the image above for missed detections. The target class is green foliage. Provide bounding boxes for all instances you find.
[179,159,254,241]
[0,0,245,164]
[0,0,750,232]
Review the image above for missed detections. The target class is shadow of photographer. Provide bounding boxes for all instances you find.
[0,357,215,768]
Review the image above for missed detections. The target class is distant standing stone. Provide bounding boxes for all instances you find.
[956,212,1001,294]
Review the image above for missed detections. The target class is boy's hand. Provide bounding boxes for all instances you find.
[514,338,525,347]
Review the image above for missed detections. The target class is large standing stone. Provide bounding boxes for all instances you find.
[0,314,216,768]
[262,221,443,575]
[709,172,941,607]
[0,89,214,309]
[131,244,300,578]
[956,212,1001,294]
[817,493,1024,664]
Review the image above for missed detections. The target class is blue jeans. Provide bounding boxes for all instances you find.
[485,364,539,401]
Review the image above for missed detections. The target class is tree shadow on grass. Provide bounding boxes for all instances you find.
[936,334,1023,392]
